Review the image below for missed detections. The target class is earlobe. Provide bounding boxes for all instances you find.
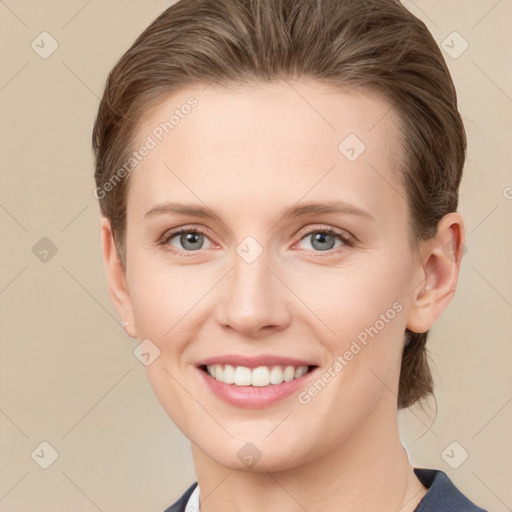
[100,217,137,338]
[406,212,465,334]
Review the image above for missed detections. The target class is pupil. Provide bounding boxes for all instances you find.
[312,232,335,250]
[182,232,203,250]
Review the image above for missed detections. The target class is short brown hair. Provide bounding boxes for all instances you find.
[92,0,466,409]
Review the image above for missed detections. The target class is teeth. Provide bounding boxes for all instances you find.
[251,366,269,387]
[206,364,310,387]
[294,366,308,378]
[223,364,235,384]
[283,366,295,382]
[234,366,252,386]
[214,364,223,381]
[269,366,283,384]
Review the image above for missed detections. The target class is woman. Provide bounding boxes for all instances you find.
[92,0,489,510]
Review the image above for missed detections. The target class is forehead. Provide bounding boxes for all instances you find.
[127,79,406,222]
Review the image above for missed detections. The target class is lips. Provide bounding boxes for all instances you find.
[195,354,319,408]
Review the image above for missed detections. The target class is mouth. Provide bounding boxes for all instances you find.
[198,363,318,387]
[195,355,320,408]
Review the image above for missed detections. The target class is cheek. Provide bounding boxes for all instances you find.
[127,267,206,432]
[128,242,412,360]
[318,257,411,344]
[309,255,411,405]
[128,259,209,339]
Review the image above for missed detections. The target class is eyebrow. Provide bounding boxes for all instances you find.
[144,200,374,222]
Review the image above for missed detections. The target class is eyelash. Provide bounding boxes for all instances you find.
[158,225,355,258]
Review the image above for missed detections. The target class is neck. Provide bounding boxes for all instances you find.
[190,397,427,512]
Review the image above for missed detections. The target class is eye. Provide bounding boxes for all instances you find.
[160,226,214,254]
[294,226,354,253]
[158,224,354,257]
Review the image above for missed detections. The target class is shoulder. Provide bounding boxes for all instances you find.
[163,470,491,512]
[414,468,490,512]
[162,481,198,512]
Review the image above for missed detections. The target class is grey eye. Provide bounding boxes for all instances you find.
[168,231,210,251]
[295,230,345,252]
[309,232,337,251]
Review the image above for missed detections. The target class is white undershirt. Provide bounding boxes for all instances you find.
[185,484,200,511]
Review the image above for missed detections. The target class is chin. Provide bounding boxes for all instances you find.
[195,434,315,473]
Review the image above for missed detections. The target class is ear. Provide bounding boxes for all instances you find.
[100,217,137,338]
[406,212,465,334]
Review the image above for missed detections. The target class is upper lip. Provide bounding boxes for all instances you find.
[196,354,317,369]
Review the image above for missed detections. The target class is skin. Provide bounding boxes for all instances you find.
[101,79,464,512]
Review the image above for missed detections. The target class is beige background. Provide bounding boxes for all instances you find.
[1,1,511,511]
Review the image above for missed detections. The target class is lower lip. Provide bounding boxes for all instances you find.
[197,366,318,409]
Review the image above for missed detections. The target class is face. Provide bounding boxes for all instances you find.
[117,80,426,471]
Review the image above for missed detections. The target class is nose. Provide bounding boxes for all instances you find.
[217,249,291,338]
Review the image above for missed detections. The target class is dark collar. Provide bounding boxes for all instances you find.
[413,468,488,511]
[163,481,198,512]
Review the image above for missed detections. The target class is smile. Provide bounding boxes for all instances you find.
[202,364,316,387]
[196,357,319,408]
